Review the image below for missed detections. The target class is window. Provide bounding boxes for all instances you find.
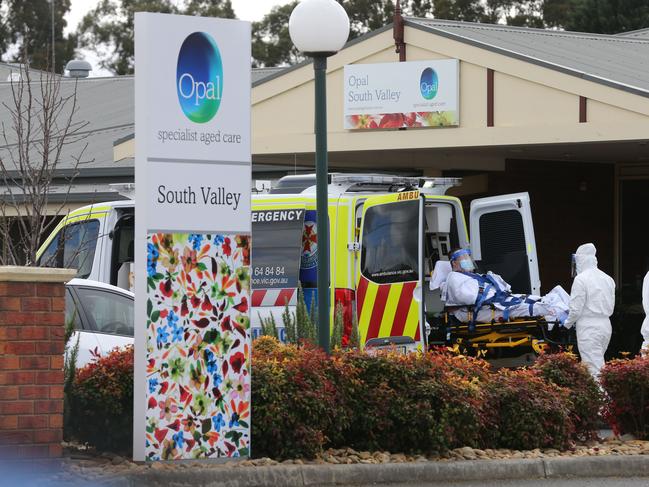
[251,209,305,290]
[38,233,62,268]
[361,200,419,284]
[75,287,134,337]
[65,289,83,331]
[62,220,100,278]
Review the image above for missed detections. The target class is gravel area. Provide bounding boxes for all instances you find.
[43,435,649,483]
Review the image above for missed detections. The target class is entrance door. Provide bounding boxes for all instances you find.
[356,191,425,347]
[469,192,540,295]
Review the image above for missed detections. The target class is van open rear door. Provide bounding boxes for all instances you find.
[356,191,425,349]
[469,192,540,295]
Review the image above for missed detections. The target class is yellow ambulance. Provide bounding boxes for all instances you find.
[36,173,542,352]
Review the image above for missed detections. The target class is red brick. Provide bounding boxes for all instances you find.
[39,313,64,326]
[48,414,63,429]
[17,415,48,429]
[0,385,19,400]
[0,430,33,444]
[0,311,62,326]
[0,282,35,297]
[21,297,51,312]
[0,415,18,429]
[0,401,33,415]
[34,400,63,414]
[0,445,21,459]
[50,356,64,370]
[19,385,50,400]
[2,371,35,385]
[35,342,64,355]
[34,429,61,443]
[51,297,65,312]
[0,297,20,311]
[49,385,63,400]
[17,326,47,340]
[36,370,63,385]
[17,444,49,458]
[0,311,37,325]
[48,443,62,458]
[0,326,20,341]
[0,356,20,370]
[36,283,65,297]
[49,327,65,340]
[19,357,50,370]
[5,341,35,355]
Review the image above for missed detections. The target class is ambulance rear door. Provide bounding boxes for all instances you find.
[357,191,425,349]
[469,192,540,295]
[250,205,306,341]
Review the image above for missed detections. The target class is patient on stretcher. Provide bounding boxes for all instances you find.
[430,249,570,329]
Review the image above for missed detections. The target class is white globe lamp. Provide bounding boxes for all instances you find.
[289,0,350,56]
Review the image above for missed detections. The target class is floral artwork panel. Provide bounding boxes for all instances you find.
[144,232,251,460]
[344,110,458,130]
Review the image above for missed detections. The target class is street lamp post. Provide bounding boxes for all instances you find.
[289,0,349,355]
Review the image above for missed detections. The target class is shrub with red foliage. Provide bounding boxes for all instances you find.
[332,351,492,454]
[533,353,603,441]
[69,346,134,452]
[484,368,573,451]
[251,339,349,459]
[601,355,649,438]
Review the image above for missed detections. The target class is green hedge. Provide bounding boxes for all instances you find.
[67,339,604,457]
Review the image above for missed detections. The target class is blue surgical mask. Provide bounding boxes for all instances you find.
[460,260,474,272]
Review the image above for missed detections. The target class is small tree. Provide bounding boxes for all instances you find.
[332,302,344,350]
[259,311,279,339]
[349,311,360,349]
[283,298,297,344]
[0,57,90,266]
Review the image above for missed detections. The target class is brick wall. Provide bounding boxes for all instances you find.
[0,267,76,461]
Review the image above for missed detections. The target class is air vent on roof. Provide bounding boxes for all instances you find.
[65,60,92,78]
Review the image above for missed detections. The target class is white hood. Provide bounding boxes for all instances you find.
[575,242,598,274]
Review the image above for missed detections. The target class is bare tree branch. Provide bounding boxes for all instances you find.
[0,49,92,266]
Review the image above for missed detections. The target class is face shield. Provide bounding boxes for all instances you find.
[450,248,476,273]
[570,253,577,278]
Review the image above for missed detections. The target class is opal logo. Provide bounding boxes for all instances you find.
[419,68,438,100]
[176,32,223,123]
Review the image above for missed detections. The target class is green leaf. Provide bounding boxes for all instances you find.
[151,310,160,323]
[153,273,165,280]
[197,262,208,271]
[147,299,153,317]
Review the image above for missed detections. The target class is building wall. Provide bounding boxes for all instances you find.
[252,27,649,159]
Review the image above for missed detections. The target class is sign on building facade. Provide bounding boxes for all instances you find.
[134,12,251,462]
[343,59,459,130]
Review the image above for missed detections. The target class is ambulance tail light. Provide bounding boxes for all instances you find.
[334,288,355,343]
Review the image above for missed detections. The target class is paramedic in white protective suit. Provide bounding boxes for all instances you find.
[564,243,616,380]
[640,270,649,350]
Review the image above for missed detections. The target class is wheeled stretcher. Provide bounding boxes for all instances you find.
[429,310,577,359]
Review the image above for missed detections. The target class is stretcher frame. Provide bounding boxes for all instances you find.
[433,310,576,356]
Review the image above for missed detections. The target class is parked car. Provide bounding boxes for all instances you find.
[65,278,134,368]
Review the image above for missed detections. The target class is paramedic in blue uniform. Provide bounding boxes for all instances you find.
[564,243,615,380]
